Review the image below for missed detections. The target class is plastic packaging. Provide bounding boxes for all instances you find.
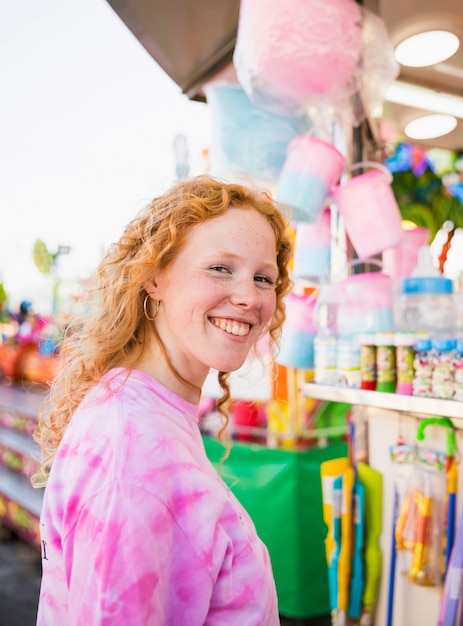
[277,292,316,370]
[292,209,332,280]
[357,8,399,124]
[431,338,456,400]
[359,332,377,390]
[395,246,455,337]
[233,0,362,117]
[336,271,394,333]
[398,277,455,336]
[395,332,416,395]
[337,335,361,388]
[375,332,396,393]
[205,82,311,183]
[382,227,429,290]
[274,136,344,223]
[332,163,403,259]
[412,337,434,398]
[395,419,454,588]
[314,331,338,386]
[396,463,446,587]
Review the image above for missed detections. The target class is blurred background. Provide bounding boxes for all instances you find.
[0,0,212,314]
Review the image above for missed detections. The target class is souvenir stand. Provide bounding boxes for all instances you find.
[198,0,400,621]
[201,0,463,623]
[0,0,404,622]
[2,0,463,624]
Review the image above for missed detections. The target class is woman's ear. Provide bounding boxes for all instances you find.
[143,279,158,299]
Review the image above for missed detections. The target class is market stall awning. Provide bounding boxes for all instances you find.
[105,0,240,99]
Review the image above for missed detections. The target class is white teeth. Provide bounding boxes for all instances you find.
[212,318,250,336]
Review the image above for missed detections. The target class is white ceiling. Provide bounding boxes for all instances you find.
[365,0,463,152]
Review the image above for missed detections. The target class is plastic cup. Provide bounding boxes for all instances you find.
[333,163,403,258]
[275,136,344,222]
[293,208,332,279]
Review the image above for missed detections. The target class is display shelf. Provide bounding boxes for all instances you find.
[0,383,45,418]
[0,384,45,546]
[302,383,463,420]
[0,425,39,457]
[0,465,43,517]
[0,465,43,547]
[0,424,40,478]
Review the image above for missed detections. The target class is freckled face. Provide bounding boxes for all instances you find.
[147,206,279,388]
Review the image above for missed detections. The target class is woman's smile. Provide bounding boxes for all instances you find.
[210,317,252,337]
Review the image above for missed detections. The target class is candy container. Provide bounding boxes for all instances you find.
[412,337,433,398]
[431,338,456,400]
[395,332,416,395]
[337,335,361,389]
[375,332,396,393]
[360,332,377,391]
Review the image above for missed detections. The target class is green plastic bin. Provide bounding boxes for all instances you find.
[203,436,347,619]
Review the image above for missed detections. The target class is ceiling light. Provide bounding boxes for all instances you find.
[405,114,458,140]
[386,81,463,119]
[395,30,459,67]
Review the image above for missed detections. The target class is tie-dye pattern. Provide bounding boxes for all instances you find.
[36,369,279,625]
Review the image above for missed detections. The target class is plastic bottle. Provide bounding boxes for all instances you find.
[314,330,338,385]
[313,284,339,386]
[395,332,416,395]
[412,337,433,397]
[375,331,396,393]
[337,334,361,388]
[397,246,455,337]
[359,332,376,390]
[453,339,463,401]
[431,338,456,399]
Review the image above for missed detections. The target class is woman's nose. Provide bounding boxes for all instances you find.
[229,277,260,308]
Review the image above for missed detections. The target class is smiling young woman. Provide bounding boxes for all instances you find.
[34,175,293,626]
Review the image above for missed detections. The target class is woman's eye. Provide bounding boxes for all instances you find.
[255,275,275,286]
[210,265,230,273]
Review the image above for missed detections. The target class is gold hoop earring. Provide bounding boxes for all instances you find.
[143,294,160,321]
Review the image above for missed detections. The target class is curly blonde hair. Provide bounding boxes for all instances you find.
[33,175,293,484]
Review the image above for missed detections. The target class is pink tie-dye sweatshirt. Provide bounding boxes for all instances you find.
[36,368,279,625]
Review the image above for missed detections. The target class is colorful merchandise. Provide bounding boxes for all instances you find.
[375,332,396,393]
[394,332,416,395]
[234,0,362,116]
[359,333,377,391]
[431,338,456,400]
[395,418,456,589]
[332,164,403,259]
[320,428,383,625]
[274,136,344,223]
[277,292,317,371]
[412,337,434,397]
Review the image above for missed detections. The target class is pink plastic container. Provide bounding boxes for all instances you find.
[277,292,317,369]
[333,163,403,258]
[293,208,332,279]
[382,227,430,289]
[337,272,394,333]
[275,136,344,222]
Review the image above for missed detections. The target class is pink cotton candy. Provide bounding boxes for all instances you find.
[234,0,362,115]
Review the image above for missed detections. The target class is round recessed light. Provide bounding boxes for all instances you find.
[405,113,458,140]
[395,30,460,67]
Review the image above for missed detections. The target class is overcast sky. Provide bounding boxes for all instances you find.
[0,0,212,312]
